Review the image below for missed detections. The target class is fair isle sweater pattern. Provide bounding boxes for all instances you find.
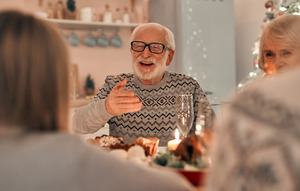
[206,90,300,191]
[95,72,215,146]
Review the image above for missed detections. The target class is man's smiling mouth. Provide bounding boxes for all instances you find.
[140,62,154,66]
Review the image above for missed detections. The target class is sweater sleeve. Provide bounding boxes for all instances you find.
[71,76,116,134]
[71,99,114,134]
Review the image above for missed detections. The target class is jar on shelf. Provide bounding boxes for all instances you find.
[114,8,122,23]
[122,7,130,23]
[65,0,77,20]
[55,0,65,19]
[103,4,112,23]
[45,1,54,19]
[133,0,149,23]
[80,7,94,22]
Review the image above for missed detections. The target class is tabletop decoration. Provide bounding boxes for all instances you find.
[84,74,95,96]
[87,135,159,156]
[153,134,211,186]
[167,128,181,151]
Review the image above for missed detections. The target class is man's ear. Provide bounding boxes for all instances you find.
[166,50,175,66]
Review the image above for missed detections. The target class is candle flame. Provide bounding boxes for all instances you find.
[175,128,180,139]
[196,124,202,132]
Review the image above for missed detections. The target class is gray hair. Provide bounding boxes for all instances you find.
[258,14,300,70]
[130,23,175,50]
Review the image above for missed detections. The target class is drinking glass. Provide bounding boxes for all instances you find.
[175,94,194,138]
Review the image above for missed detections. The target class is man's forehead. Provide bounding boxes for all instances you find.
[134,27,166,44]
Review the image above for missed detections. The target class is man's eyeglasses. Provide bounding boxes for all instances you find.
[131,41,171,54]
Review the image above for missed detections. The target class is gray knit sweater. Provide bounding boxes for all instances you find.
[0,132,194,191]
[73,71,215,145]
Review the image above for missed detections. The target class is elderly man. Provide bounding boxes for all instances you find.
[73,23,215,145]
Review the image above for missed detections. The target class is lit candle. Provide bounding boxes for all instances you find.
[167,129,181,151]
[195,124,203,136]
[196,114,205,136]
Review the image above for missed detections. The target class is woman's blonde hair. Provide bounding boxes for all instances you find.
[258,14,300,70]
[0,10,70,132]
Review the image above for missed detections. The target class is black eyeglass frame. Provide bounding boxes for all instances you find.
[131,41,171,54]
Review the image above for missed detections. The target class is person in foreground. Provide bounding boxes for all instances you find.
[258,14,300,75]
[0,10,195,191]
[206,15,300,191]
[72,22,215,145]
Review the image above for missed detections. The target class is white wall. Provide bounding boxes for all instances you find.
[150,0,266,90]
[234,0,266,83]
[0,0,135,97]
[177,0,236,101]
[0,0,267,93]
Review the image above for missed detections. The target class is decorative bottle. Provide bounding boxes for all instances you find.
[122,7,130,23]
[103,4,112,23]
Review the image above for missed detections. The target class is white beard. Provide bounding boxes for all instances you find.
[132,53,168,82]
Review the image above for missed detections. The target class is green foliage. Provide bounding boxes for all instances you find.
[284,1,300,15]
[153,149,209,170]
[153,150,185,169]
[67,0,76,12]
[85,74,94,90]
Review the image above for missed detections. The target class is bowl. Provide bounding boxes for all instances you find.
[176,169,207,186]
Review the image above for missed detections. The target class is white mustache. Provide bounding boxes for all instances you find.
[136,56,157,64]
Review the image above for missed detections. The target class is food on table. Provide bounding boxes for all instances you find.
[110,142,135,151]
[134,137,160,156]
[154,134,210,170]
[127,145,146,160]
[174,134,205,165]
[87,134,124,147]
[108,145,147,163]
[153,134,210,186]
[87,135,159,156]
[154,151,184,169]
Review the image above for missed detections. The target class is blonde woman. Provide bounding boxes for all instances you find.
[258,14,300,75]
[0,10,194,191]
[206,14,300,191]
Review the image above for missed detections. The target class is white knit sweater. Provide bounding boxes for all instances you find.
[0,132,194,191]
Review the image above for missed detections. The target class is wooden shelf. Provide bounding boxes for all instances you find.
[48,19,140,30]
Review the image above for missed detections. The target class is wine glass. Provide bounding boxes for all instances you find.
[175,94,194,138]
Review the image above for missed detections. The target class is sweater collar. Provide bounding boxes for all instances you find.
[133,71,169,90]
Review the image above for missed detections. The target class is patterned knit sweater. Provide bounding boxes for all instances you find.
[206,68,300,191]
[73,71,215,146]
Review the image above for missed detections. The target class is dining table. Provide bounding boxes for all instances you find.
[74,122,208,191]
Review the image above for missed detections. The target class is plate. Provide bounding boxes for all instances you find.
[176,169,207,186]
